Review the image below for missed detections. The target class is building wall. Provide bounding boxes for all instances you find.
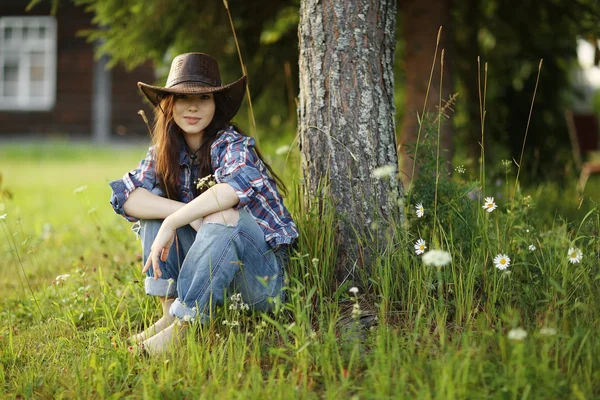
[0,1,155,139]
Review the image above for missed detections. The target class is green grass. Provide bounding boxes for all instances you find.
[1,141,600,399]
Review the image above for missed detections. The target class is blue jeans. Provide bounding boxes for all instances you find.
[139,209,287,323]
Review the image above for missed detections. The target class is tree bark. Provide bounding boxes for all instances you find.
[399,0,453,187]
[298,0,402,280]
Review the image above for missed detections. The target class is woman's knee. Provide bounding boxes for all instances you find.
[203,208,239,226]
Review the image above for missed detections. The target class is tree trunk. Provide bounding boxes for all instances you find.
[298,0,402,280]
[399,0,453,187]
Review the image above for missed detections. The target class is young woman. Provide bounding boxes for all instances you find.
[109,53,298,355]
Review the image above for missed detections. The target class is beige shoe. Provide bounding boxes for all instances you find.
[129,298,176,344]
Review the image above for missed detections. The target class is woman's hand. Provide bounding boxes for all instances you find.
[142,216,176,280]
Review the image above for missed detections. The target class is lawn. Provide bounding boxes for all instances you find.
[1,140,599,399]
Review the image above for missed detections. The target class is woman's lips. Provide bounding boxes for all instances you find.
[184,117,201,125]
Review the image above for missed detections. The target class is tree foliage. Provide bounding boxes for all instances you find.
[30,0,600,179]
[31,0,301,126]
[452,0,600,180]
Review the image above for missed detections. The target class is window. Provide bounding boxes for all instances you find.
[0,17,57,111]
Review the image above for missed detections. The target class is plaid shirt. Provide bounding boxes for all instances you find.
[109,126,298,248]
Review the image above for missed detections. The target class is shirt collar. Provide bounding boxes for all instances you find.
[179,139,191,167]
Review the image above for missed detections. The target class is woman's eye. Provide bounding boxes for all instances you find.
[200,95,211,100]
[175,94,187,99]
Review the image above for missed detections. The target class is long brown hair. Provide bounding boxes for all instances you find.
[151,93,287,200]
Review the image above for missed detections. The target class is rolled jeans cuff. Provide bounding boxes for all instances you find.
[145,277,178,298]
[170,298,210,324]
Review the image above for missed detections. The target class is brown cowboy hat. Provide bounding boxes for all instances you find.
[138,52,247,122]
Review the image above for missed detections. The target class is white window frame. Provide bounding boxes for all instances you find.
[0,16,57,111]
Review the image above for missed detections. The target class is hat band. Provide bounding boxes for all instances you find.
[167,75,221,88]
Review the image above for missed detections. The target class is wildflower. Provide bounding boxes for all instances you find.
[414,239,427,255]
[567,247,583,264]
[275,145,291,155]
[182,315,192,322]
[422,250,452,268]
[455,165,466,174]
[73,185,88,194]
[372,164,396,179]
[493,254,510,270]
[528,244,536,251]
[352,303,362,319]
[482,197,498,213]
[415,203,425,218]
[349,287,359,295]
[467,188,481,201]
[507,327,527,341]
[539,327,557,336]
[0,213,6,220]
[196,174,216,190]
[55,274,70,283]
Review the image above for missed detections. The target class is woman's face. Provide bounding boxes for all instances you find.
[173,93,216,136]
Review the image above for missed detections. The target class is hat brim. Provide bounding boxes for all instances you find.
[137,75,247,122]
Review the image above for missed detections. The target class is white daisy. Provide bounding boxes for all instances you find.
[349,287,359,295]
[528,244,536,251]
[414,239,427,255]
[482,197,498,213]
[415,203,425,218]
[567,247,583,264]
[508,327,527,341]
[493,254,511,270]
[422,249,452,268]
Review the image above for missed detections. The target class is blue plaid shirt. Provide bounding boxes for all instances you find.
[109,126,298,248]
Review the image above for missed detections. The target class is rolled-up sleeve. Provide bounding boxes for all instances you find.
[109,147,157,221]
[213,134,265,209]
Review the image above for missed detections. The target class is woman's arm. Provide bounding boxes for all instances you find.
[141,182,239,279]
[166,183,239,229]
[123,187,186,220]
